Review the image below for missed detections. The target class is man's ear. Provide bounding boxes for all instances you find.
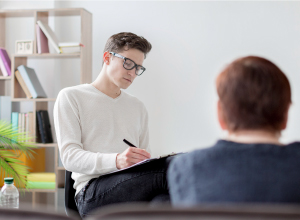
[103,51,111,65]
[217,100,227,130]
[281,104,291,130]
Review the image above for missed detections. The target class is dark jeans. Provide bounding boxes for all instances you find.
[75,156,173,218]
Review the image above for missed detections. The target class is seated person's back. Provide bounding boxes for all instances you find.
[167,56,300,205]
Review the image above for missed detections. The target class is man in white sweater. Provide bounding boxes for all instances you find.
[54,32,171,218]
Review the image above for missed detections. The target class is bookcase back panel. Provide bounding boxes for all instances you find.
[56,170,65,188]
[36,101,48,111]
[0,15,4,48]
[0,80,10,96]
[12,57,27,98]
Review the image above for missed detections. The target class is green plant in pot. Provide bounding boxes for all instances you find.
[0,120,36,188]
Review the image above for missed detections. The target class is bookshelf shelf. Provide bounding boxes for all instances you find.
[1,8,92,209]
[33,143,58,148]
[0,76,11,80]
[11,98,56,102]
[14,53,80,58]
[0,8,86,17]
[19,188,56,193]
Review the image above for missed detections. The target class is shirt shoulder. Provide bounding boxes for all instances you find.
[58,84,92,97]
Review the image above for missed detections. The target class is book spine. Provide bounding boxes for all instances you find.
[17,65,38,98]
[25,113,29,142]
[0,56,8,76]
[15,70,32,98]
[0,49,11,76]
[40,110,53,143]
[21,113,25,141]
[28,112,34,142]
[11,112,18,143]
[37,111,46,143]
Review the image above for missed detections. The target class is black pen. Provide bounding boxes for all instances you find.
[123,139,137,148]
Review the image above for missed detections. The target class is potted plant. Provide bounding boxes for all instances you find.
[0,120,36,188]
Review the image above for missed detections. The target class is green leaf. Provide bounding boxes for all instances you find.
[0,120,37,189]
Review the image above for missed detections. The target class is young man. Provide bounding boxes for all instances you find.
[54,32,170,218]
[168,56,300,205]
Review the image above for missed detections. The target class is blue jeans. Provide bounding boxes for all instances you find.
[75,157,173,218]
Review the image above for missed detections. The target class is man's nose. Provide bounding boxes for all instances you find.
[128,68,136,76]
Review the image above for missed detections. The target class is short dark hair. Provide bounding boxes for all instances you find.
[103,32,152,58]
[216,56,291,132]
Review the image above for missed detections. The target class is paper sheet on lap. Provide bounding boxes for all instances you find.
[106,152,179,175]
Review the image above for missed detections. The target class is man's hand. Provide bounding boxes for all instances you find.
[116,147,151,169]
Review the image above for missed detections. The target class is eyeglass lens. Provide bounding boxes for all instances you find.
[123,59,144,75]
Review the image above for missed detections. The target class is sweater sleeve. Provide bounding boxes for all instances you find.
[139,104,151,154]
[53,89,118,175]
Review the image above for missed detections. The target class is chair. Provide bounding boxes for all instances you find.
[0,206,73,220]
[65,170,81,219]
[85,203,300,220]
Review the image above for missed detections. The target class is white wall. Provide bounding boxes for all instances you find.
[2,1,300,157]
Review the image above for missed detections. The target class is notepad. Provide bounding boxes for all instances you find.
[106,152,180,175]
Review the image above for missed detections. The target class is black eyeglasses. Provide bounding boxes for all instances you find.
[109,52,146,76]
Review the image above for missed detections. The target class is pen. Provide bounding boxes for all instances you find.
[123,139,137,148]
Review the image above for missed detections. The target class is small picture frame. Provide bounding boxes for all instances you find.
[15,40,33,54]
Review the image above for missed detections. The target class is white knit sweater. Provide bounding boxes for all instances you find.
[53,84,150,195]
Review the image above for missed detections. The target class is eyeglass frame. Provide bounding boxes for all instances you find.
[109,52,146,76]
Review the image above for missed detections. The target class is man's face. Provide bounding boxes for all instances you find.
[107,48,145,89]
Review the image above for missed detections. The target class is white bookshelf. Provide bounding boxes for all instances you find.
[0,8,92,209]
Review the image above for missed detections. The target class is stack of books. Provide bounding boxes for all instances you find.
[26,172,56,189]
[11,112,34,142]
[15,65,47,99]
[0,48,11,76]
[36,20,83,54]
[11,110,53,144]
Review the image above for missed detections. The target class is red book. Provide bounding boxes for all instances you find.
[0,48,11,76]
[36,24,49,54]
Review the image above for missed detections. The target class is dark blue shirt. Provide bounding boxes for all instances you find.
[168,140,300,206]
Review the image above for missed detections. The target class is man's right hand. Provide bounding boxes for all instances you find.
[116,147,151,169]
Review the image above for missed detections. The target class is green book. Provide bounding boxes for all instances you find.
[27,181,55,189]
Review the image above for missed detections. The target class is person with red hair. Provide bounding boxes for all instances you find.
[168,56,300,205]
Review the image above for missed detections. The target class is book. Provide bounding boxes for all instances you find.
[0,96,11,123]
[36,24,49,54]
[36,20,62,54]
[59,46,81,54]
[18,113,22,135]
[27,172,55,182]
[15,70,32,98]
[27,181,55,189]
[0,54,8,76]
[17,65,47,99]
[21,112,25,139]
[58,42,83,54]
[11,112,19,130]
[0,48,11,76]
[11,112,19,143]
[36,110,53,143]
[27,112,34,142]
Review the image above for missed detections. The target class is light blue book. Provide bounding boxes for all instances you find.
[11,112,19,130]
[17,65,47,99]
[0,96,11,123]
